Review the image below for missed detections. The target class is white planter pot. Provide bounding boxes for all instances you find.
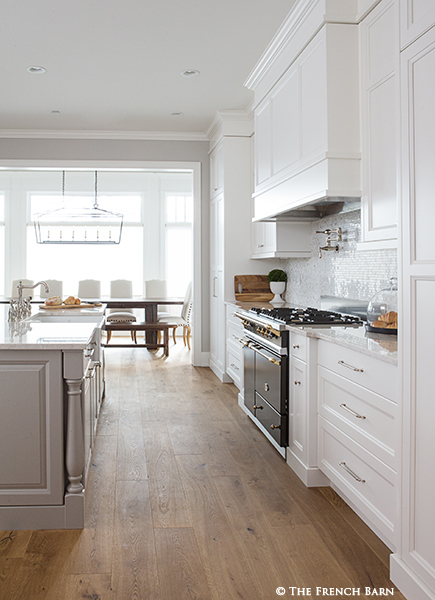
[270,281,286,305]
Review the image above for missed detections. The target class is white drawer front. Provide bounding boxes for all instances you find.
[226,304,244,327]
[227,344,243,390]
[318,366,396,469]
[317,340,398,401]
[290,332,307,362]
[318,416,395,546]
[227,319,244,347]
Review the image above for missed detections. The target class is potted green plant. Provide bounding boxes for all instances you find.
[267,269,287,305]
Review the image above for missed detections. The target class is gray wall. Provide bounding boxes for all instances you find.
[0,137,211,352]
[282,210,397,307]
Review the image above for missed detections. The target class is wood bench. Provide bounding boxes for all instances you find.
[102,322,171,356]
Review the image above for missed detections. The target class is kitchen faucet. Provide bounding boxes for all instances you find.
[9,280,50,322]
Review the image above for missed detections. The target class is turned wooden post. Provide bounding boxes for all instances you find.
[65,378,84,493]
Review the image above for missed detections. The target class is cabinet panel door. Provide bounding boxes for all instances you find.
[289,358,307,463]
[300,36,327,160]
[255,100,272,187]
[271,66,299,177]
[0,353,63,505]
[400,0,435,49]
[360,0,398,245]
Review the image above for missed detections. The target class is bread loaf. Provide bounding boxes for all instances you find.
[371,320,385,328]
[45,296,63,306]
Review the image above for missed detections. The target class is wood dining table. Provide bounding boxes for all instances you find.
[0,296,184,346]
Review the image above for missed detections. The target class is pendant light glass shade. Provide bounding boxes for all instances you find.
[34,171,123,244]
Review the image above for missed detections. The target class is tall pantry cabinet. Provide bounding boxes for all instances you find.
[209,113,257,382]
[390,3,435,599]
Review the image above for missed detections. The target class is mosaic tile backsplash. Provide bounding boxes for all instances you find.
[282,210,397,307]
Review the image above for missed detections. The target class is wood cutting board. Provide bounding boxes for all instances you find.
[234,275,273,302]
[40,303,102,309]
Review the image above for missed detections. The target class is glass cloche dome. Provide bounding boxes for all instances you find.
[366,277,398,334]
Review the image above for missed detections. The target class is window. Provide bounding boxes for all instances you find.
[165,194,192,297]
[27,194,144,296]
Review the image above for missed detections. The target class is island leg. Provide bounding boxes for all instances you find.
[65,378,84,493]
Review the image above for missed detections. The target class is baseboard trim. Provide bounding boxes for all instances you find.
[286,450,330,487]
[390,555,435,600]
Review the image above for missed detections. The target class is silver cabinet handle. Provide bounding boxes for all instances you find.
[340,403,366,419]
[264,383,270,392]
[338,360,364,372]
[294,381,301,386]
[292,344,299,349]
[230,363,239,370]
[339,462,365,483]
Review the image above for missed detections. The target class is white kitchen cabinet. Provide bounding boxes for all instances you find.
[399,0,435,49]
[390,25,435,600]
[359,0,399,249]
[210,141,223,199]
[0,351,64,507]
[286,332,328,487]
[225,304,244,391]
[317,339,398,549]
[250,22,360,221]
[209,117,255,383]
[251,221,311,259]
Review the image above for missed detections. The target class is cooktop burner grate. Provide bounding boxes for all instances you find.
[248,306,363,326]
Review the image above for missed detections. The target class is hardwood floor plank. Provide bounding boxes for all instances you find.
[0,558,23,599]
[116,397,148,481]
[143,422,191,528]
[64,435,118,575]
[111,480,160,600]
[176,454,262,600]
[154,528,212,600]
[166,420,202,455]
[0,530,32,558]
[48,573,112,600]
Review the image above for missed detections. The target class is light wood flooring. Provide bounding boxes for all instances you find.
[0,344,405,600]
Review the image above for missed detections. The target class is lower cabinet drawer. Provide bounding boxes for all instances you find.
[318,416,395,546]
[254,392,287,447]
[226,343,243,390]
[318,366,396,469]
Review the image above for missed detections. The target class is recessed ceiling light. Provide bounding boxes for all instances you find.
[27,66,47,74]
[170,112,184,117]
[181,69,200,77]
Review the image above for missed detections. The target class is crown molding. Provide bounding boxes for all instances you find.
[0,129,208,142]
[205,109,253,140]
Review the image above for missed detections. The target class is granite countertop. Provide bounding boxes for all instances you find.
[0,304,105,350]
[226,300,398,365]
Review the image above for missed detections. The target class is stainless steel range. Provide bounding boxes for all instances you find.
[234,306,363,452]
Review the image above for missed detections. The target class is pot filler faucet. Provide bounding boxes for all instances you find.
[316,228,342,258]
[9,280,50,322]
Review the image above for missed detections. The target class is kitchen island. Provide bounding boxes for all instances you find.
[0,304,105,530]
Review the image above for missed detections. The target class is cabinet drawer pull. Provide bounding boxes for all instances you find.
[230,363,239,370]
[294,380,301,386]
[257,244,264,248]
[339,462,366,483]
[253,405,263,410]
[340,403,366,419]
[338,360,364,372]
[270,424,280,430]
[292,344,300,349]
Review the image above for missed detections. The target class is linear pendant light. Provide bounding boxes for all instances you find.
[34,171,123,244]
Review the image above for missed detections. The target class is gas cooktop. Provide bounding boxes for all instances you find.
[248,306,363,327]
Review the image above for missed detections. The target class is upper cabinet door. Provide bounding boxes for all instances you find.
[210,142,223,198]
[359,0,399,248]
[400,0,435,49]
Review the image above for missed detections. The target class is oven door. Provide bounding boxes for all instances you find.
[243,340,288,447]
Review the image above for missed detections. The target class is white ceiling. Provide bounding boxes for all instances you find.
[0,0,296,136]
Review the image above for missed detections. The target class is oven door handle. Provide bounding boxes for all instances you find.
[246,341,281,366]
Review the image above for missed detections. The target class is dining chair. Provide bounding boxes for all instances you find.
[106,279,137,343]
[144,279,172,317]
[78,279,101,299]
[157,282,192,349]
[11,279,34,298]
[40,280,63,298]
